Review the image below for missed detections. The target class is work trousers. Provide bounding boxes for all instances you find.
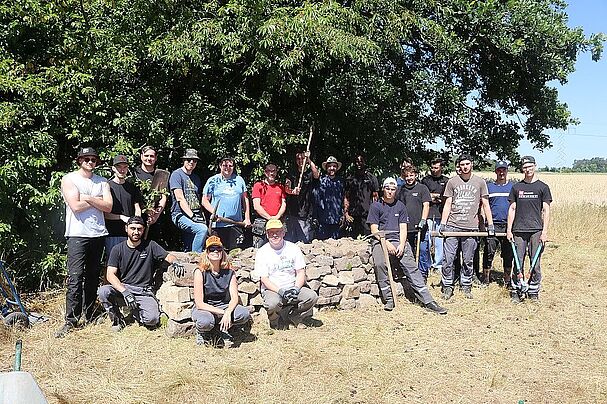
[483,223,513,271]
[262,287,318,324]
[97,284,161,326]
[371,240,434,305]
[65,236,105,325]
[513,231,544,295]
[191,303,251,333]
[442,226,478,288]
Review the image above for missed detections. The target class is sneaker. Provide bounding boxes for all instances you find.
[219,331,234,348]
[424,301,448,315]
[527,294,539,302]
[111,317,126,333]
[297,317,323,328]
[384,300,395,311]
[442,286,454,300]
[196,332,213,346]
[510,291,522,304]
[55,322,75,338]
[462,286,473,299]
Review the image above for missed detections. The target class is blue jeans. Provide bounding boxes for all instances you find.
[173,215,208,253]
[427,218,444,269]
[407,232,431,278]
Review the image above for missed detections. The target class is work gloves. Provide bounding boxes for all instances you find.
[191,213,205,224]
[172,262,185,277]
[487,224,496,236]
[122,291,138,311]
[278,286,301,305]
[416,219,426,230]
[438,223,446,236]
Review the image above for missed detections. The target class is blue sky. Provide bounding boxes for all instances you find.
[517,1,607,167]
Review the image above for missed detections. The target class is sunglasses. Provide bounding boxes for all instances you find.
[185,158,198,163]
[82,157,97,163]
[207,246,223,253]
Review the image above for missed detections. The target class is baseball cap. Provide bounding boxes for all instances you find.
[126,216,146,227]
[382,177,397,188]
[76,147,99,159]
[205,235,223,249]
[265,219,284,231]
[112,155,128,166]
[495,160,509,169]
[521,156,536,165]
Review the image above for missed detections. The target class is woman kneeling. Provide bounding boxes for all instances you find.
[192,236,251,346]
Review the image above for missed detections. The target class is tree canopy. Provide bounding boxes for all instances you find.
[0,0,603,288]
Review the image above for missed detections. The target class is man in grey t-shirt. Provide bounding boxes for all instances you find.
[439,154,494,300]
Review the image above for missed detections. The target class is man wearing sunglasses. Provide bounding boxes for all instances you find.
[253,219,320,329]
[56,147,113,338]
[169,149,208,253]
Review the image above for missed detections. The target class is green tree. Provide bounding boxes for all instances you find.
[0,0,603,289]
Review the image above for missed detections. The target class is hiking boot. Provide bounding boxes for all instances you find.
[424,301,448,315]
[510,291,522,304]
[462,286,473,299]
[111,317,126,332]
[384,300,395,311]
[295,317,323,329]
[55,322,75,338]
[442,286,454,300]
[219,331,234,348]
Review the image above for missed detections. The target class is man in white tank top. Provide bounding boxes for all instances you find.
[55,147,113,338]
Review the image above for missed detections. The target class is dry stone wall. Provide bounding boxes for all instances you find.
[158,238,398,337]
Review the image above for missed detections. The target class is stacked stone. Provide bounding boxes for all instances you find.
[157,238,384,337]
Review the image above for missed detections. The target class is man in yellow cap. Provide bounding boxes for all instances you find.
[253,219,320,329]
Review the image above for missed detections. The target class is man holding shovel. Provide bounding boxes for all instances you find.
[367,177,446,314]
[507,156,552,302]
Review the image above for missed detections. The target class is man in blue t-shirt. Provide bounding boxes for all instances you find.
[482,160,514,286]
[169,149,208,253]
[202,157,251,251]
[367,177,446,314]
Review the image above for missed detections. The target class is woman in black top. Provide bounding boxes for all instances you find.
[191,236,251,346]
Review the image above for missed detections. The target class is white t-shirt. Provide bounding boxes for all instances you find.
[253,240,305,290]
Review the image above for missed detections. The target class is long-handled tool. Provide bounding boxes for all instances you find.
[526,242,544,285]
[510,241,544,292]
[378,234,398,308]
[415,229,422,267]
[296,125,314,191]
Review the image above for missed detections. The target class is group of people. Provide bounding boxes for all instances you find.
[56,145,551,344]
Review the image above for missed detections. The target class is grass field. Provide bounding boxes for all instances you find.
[2,172,607,403]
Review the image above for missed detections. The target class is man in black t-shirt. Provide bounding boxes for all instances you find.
[397,166,432,280]
[367,177,446,314]
[507,156,552,302]
[345,154,379,238]
[98,216,182,331]
[284,150,320,243]
[421,158,449,271]
[105,155,143,256]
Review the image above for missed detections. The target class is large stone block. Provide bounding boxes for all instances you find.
[319,286,341,298]
[341,284,360,299]
[322,274,339,286]
[307,280,321,292]
[357,294,379,309]
[316,295,341,305]
[165,319,196,338]
[236,269,251,280]
[238,280,259,294]
[239,292,249,306]
[352,268,367,282]
[306,266,323,281]
[339,298,357,310]
[333,257,350,272]
[316,255,334,266]
[338,272,355,285]
[156,283,191,303]
[318,266,333,276]
[161,301,192,322]
[358,281,372,293]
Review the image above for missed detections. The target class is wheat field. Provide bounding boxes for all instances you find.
[1,172,607,404]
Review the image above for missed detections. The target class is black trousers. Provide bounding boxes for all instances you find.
[65,236,104,325]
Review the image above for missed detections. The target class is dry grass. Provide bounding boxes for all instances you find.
[2,173,607,403]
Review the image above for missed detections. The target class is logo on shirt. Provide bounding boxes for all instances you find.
[139,252,148,259]
[518,190,539,199]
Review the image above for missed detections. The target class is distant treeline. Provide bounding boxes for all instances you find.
[540,157,607,173]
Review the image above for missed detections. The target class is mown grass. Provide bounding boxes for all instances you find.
[1,173,607,403]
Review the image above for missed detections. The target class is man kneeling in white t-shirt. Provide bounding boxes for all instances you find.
[253,219,321,329]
